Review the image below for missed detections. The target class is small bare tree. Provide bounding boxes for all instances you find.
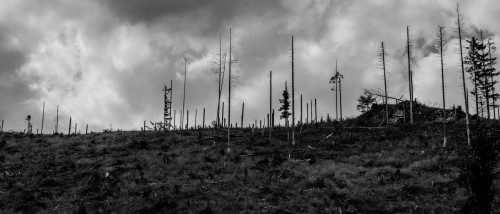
[434,23,449,147]
[181,56,189,130]
[378,42,389,125]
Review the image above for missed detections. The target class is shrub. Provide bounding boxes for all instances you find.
[457,123,500,214]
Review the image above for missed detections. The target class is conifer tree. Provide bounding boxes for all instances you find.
[279,81,291,143]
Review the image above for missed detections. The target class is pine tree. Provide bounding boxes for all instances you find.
[279,82,291,143]
[465,37,499,120]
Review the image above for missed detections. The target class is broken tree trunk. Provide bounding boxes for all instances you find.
[68,116,72,135]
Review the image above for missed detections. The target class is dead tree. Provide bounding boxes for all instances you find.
[339,73,343,121]
[291,36,296,145]
[227,28,236,152]
[41,102,45,134]
[215,34,227,129]
[300,94,303,125]
[330,59,344,121]
[379,42,389,125]
[203,108,206,129]
[269,70,272,141]
[56,105,59,133]
[195,108,197,129]
[241,102,244,128]
[68,116,71,135]
[163,80,173,130]
[315,99,318,123]
[182,57,189,130]
[364,89,404,102]
[434,23,449,146]
[456,3,470,146]
[26,115,32,134]
[407,27,414,124]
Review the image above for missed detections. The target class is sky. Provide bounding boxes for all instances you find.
[0,0,499,133]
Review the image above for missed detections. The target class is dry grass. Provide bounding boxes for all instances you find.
[0,123,497,213]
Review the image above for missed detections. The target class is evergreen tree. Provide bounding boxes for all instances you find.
[356,92,376,113]
[279,82,291,122]
[465,37,499,119]
[279,82,291,143]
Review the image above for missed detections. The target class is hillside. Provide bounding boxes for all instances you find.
[0,121,498,213]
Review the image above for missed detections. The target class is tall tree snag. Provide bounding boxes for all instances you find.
[379,42,389,125]
[456,3,470,146]
[434,23,448,146]
[182,57,189,130]
[291,36,296,145]
[407,26,414,124]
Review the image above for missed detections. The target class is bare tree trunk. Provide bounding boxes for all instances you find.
[335,59,339,121]
[300,94,303,125]
[339,78,343,121]
[195,108,197,129]
[217,34,222,129]
[437,24,447,147]
[173,110,176,130]
[315,99,317,123]
[56,105,59,133]
[381,42,389,125]
[187,110,189,129]
[269,70,272,141]
[68,116,71,135]
[272,109,275,127]
[75,123,77,134]
[182,57,188,130]
[228,28,232,151]
[407,27,414,124]
[203,108,205,129]
[41,102,45,134]
[456,4,470,146]
[241,102,244,129]
[86,124,88,134]
[222,102,225,128]
[291,36,296,145]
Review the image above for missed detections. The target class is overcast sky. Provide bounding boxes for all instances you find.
[0,0,499,132]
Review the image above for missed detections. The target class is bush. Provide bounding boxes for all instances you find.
[457,123,500,214]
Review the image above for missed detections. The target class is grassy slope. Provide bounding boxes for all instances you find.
[0,122,498,213]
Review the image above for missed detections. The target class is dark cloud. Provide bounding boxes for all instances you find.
[0,30,27,74]
[0,48,26,74]
[101,0,214,23]
[1,0,500,132]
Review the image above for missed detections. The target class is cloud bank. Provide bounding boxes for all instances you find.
[0,0,499,132]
